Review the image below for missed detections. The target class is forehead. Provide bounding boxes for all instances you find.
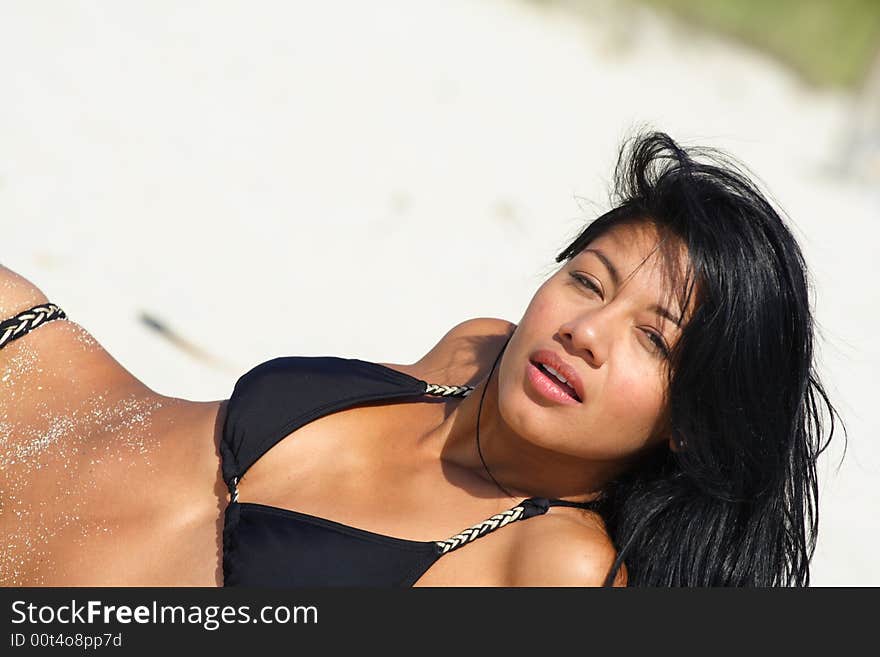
[595,220,661,249]
[576,222,684,273]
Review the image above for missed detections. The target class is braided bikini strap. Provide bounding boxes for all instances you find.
[0,303,67,350]
[434,501,533,555]
[423,383,474,398]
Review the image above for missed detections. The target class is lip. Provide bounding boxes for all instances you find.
[528,349,585,403]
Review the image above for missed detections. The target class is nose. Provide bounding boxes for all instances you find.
[559,310,610,368]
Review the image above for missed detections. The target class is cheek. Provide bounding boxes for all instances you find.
[603,368,666,442]
[517,285,561,332]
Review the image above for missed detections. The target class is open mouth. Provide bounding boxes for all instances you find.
[532,360,581,402]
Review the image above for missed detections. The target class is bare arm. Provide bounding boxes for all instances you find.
[0,264,226,585]
[0,264,52,323]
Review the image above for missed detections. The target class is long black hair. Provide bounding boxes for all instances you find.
[555,130,844,586]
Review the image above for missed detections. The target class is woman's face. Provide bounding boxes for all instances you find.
[499,220,691,462]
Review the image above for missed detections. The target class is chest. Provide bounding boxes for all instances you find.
[232,400,519,586]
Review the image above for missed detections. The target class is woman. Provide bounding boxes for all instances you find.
[0,131,840,587]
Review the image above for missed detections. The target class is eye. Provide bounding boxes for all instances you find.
[569,272,601,296]
[643,329,670,357]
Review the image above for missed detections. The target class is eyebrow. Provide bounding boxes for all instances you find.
[581,247,683,328]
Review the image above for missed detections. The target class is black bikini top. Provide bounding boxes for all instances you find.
[220,355,601,587]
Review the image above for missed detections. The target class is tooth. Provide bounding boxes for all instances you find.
[544,365,568,384]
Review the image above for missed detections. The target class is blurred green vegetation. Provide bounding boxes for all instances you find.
[640,0,880,88]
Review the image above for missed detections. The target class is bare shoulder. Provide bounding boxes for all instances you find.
[383,317,517,384]
[434,317,518,346]
[507,509,626,587]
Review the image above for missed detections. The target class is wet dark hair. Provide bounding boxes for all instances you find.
[555,130,844,586]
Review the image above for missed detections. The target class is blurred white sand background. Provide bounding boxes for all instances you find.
[1,0,877,585]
